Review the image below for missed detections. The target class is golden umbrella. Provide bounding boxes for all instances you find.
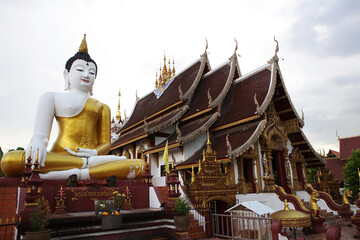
[270,200,311,239]
[270,200,311,228]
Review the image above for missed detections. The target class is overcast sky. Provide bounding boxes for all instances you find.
[0,0,359,155]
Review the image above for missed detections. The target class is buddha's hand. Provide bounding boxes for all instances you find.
[26,136,48,167]
[65,147,98,158]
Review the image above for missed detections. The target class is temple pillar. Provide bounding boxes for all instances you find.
[291,162,301,191]
[253,158,260,193]
[237,158,247,194]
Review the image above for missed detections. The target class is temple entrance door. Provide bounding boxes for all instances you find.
[272,150,291,194]
[210,200,230,236]
[243,158,255,193]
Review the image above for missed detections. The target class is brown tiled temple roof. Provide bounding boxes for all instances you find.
[112,50,323,167]
[339,135,360,160]
[183,55,240,118]
[212,64,272,129]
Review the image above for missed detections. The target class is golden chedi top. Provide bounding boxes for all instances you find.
[79,34,88,53]
[270,200,311,228]
[155,54,175,89]
[116,90,121,121]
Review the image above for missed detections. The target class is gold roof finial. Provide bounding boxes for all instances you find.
[336,130,341,140]
[116,89,121,121]
[205,38,208,52]
[79,34,88,53]
[234,38,238,54]
[274,36,279,56]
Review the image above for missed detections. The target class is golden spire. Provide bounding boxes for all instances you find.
[162,54,168,75]
[172,58,175,76]
[116,89,121,121]
[198,160,201,172]
[206,129,213,154]
[79,34,88,53]
[155,72,159,89]
[191,165,195,183]
[167,57,172,80]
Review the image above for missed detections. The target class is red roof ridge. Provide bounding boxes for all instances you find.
[339,134,360,140]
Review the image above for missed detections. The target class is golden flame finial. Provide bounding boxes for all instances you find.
[234,38,238,54]
[79,34,88,53]
[274,36,279,56]
[284,199,290,210]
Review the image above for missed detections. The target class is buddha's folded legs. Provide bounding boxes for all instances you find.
[1,150,146,180]
[1,150,83,177]
[40,159,146,180]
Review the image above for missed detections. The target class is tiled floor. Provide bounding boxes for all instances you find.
[283,224,357,240]
[200,224,358,239]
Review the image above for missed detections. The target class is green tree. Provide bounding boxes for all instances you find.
[307,167,317,183]
[344,149,360,201]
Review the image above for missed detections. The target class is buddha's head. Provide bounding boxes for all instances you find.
[64,35,97,95]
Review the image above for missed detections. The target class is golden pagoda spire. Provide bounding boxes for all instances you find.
[198,160,201,172]
[116,89,121,121]
[191,165,195,183]
[78,34,88,53]
[162,54,168,75]
[155,72,159,88]
[206,130,213,154]
[172,58,175,77]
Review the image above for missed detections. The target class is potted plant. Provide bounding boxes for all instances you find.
[173,197,191,231]
[25,196,52,240]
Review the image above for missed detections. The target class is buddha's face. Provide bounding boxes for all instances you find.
[66,59,96,93]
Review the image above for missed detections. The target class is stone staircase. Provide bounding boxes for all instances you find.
[302,200,351,227]
[188,213,206,239]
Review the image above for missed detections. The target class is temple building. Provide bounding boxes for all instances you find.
[326,134,360,182]
[110,44,325,213]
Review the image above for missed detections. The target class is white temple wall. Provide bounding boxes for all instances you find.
[182,133,207,161]
[155,125,175,145]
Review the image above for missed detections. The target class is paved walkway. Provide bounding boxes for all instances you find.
[200,224,358,239]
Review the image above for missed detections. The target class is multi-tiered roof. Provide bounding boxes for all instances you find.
[111,46,324,167]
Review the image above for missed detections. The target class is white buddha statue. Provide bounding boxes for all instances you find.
[1,35,145,180]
